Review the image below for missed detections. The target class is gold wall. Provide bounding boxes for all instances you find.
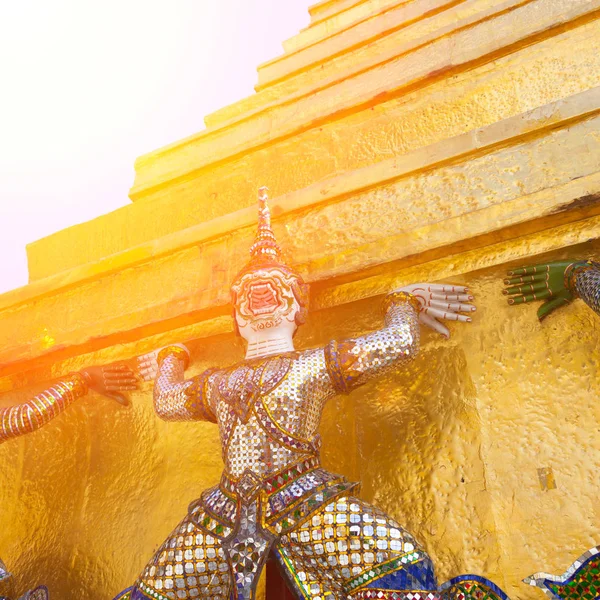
[1,244,599,600]
[1,1,600,599]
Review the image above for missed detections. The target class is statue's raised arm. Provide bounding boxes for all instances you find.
[503,259,600,320]
[0,362,137,444]
[136,344,217,423]
[325,284,474,394]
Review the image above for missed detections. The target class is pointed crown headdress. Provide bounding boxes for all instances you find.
[230,187,309,325]
[233,186,302,277]
[248,186,284,265]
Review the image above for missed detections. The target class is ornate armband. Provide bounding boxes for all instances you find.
[564,260,598,296]
[324,340,362,395]
[184,368,218,423]
[67,371,89,397]
[383,291,421,315]
[157,345,190,370]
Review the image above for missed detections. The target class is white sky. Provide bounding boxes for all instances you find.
[0,0,312,294]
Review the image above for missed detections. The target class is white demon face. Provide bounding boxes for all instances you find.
[231,267,300,334]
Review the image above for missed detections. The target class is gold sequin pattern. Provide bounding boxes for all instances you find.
[276,496,423,599]
[137,516,231,600]
[153,297,418,483]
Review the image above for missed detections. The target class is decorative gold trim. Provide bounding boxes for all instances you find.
[156,345,189,370]
[384,291,421,314]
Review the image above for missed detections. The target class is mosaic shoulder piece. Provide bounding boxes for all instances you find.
[183,368,219,423]
[0,373,87,443]
[523,545,600,599]
[324,294,420,394]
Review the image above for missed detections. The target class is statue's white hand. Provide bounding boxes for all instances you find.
[394,283,475,338]
[134,343,190,382]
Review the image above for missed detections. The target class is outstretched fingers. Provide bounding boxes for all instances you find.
[422,306,472,322]
[105,384,138,391]
[103,364,132,373]
[104,376,138,385]
[416,284,469,294]
[503,282,550,296]
[503,273,547,286]
[136,355,157,369]
[398,283,475,335]
[104,364,138,392]
[135,354,159,381]
[507,289,552,305]
[430,292,473,302]
[429,300,476,313]
[103,369,136,380]
[138,370,157,382]
[506,264,550,277]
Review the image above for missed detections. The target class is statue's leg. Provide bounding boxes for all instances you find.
[130,513,232,600]
[272,496,436,599]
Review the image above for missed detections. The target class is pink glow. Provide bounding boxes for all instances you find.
[0,0,312,294]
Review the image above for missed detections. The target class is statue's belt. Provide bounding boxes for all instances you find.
[188,458,359,541]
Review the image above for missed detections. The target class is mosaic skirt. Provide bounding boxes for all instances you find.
[115,496,508,600]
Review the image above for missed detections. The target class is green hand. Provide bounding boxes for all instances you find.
[502,260,584,320]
